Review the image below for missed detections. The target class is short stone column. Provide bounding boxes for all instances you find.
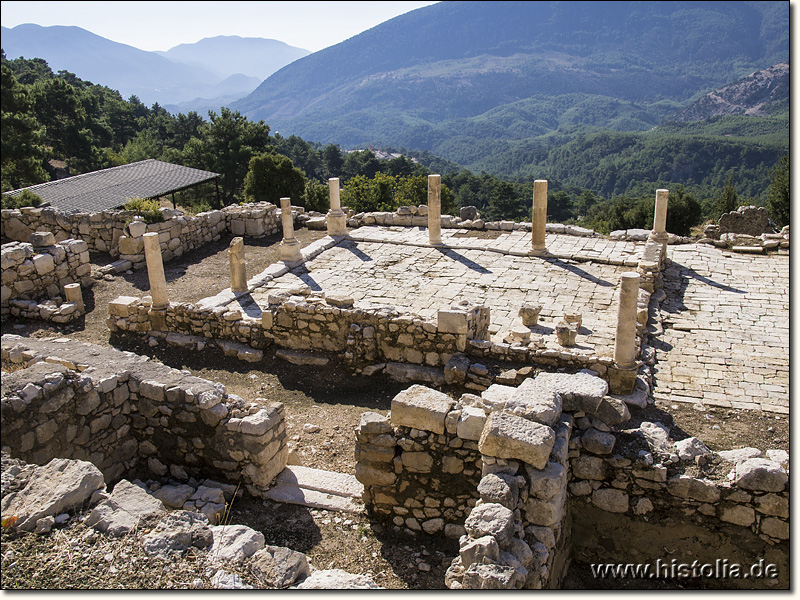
[530,180,548,255]
[609,271,640,394]
[326,178,348,237]
[63,283,84,314]
[229,237,247,293]
[428,174,443,246]
[650,188,669,252]
[279,197,303,263]
[143,232,169,330]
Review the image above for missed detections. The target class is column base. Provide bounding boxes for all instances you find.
[149,308,167,331]
[280,240,303,263]
[607,363,638,395]
[528,247,548,257]
[326,212,348,237]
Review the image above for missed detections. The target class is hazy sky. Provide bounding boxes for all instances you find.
[0,1,439,52]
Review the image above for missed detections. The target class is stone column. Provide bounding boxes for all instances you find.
[143,232,168,329]
[229,236,247,293]
[428,174,442,246]
[63,283,84,314]
[326,177,347,237]
[279,197,303,263]
[609,271,640,394]
[650,188,669,253]
[531,180,548,255]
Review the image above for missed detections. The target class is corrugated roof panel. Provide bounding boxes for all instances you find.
[4,159,220,214]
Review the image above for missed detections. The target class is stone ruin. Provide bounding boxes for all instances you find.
[1,180,790,589]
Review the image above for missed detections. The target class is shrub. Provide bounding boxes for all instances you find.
[1,189,43,209]
[123,197,164,224]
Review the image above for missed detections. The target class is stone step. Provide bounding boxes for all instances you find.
[266,483,364,514]
[275,466,364,499]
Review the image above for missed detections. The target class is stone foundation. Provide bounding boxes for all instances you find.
[1,233,92,321]
[1,336,287,498]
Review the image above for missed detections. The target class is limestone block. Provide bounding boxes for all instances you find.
[719,504,755,527]
[760,517,789,540]
[593,396,630,426]
[85,480,166,537]
[357,412,393,436]
[118,235,144,255]
[524,487,566,527]
[209,524,265,565]
[754,493,789,519]
[666,475,720,503]
[525,462,565,500]
[571,456,607,480]
[460,535,500,565]
[457,406,487,441]
[674,437,711,462]
[464,503,515,548]
[533,372,607,414]
[478,411,555,470]
[581,428,616,455]
[108,296,140,317]
[438,309,468,335]
[355,462,396,487]
[502,378,562,427]
[461,564,518,590]
[390,385,454,434]
[591,488,629,513]
[30,231,56,247]
[32,253,55,275]
[732,458,787,492]
[477,473,518,509]
[401,451,434,473]
[638,421,671,451]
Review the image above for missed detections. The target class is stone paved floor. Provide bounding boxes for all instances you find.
[653,244,789,414]
[248,227,645,358]
[242,227,789,414]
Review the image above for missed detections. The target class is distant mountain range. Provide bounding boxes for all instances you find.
[232,0,788,169]
[669,62,789,123]
[0,24,309,110]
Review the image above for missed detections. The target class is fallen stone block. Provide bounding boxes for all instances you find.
[85,479,166,537]
[294,569,382,589]
[209,524,265,565]
[251,545,311,589]
[1,457,105,532]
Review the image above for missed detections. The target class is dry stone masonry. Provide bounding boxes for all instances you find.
[1,232,92,322]
[1,335,287,499]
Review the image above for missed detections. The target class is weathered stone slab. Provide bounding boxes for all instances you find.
[275,349,329,366]
[592,488,629,513]
[532,372,608,414]
[209,524,265,564]
[479,411,555,470]
[502,378,562,427]
[731,458,788,492]
[477,473,518,509]
[1,457,105,532]
[294,569,382,589]
[666,475,720,503]
[457,405,488,441]
[525,462,565,500]
[390,384,454,434]
[275,466,364,499]
[85,480,166,536]
[251,545,311,589]
[142,511,213,559]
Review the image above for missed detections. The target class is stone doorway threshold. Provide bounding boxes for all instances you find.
[266,465,365,514]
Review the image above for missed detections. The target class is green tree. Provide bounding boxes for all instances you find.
[341,172,398,213]
[243,151,306,205]
[766,155,789,228]
[1,63,48,190]
[548,190,573,222]
[322,143,344,179]
[713,171,738,219]
[486,180,525,221]
[181,108,271,205]
[304,181,330,213]
[666,187,703,236]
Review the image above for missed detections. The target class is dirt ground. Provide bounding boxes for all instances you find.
[0,227,789,589]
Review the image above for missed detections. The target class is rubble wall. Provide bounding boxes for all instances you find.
[1,235,92,321]
[0,336,287,498]
[1,202,284,266]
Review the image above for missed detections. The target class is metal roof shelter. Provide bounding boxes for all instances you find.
[3,159,220,214]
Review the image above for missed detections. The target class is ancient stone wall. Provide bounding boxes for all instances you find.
[1,233,92,321]
[1,201,284,267]
[354,369,788,590]
[1,336,287,498]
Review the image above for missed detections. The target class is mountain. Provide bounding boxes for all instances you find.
[0,25,306,109]
[668,62,789,123]
[156,35,309,81]
[232,0,789,168]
